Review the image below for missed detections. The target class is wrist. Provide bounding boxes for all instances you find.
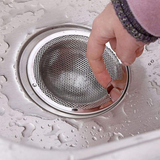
[111,0,158,43]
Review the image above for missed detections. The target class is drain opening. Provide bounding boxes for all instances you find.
[19,24,129,118]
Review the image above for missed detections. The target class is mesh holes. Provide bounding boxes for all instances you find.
[33,35,122,109]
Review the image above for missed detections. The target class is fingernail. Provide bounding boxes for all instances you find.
[107,82,113,94]
[110,88,122,102]
[107,82,112,88]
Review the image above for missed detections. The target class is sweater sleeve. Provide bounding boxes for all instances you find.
[111,0,159,43]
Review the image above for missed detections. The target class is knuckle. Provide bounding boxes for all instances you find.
[118,54,136,66]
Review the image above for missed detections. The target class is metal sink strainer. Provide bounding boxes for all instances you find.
[19,24,129,118]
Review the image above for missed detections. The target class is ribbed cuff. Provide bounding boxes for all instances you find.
[111,0,158,43]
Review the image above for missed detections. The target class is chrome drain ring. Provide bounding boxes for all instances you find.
[19,24,130,118]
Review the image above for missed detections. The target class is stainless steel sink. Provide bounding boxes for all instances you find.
[0,0,160,159]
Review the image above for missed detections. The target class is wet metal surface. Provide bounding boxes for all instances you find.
[0,0,160,154]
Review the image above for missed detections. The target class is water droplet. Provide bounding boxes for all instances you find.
[9,122,15,127]
[45,124,60,136]
[23,117,27,121]
[50,146,53,150]
[0,76,7,84]
[0,57,4,62]
[16,122,36,138]
[150,80,160,95]
[147,98,153,107]
[98,128,102,132]
[93,116,111,132]
[64,119,84,130]
[148,63,152,66]
[0,107,5,116]
[108,132,124,142]
[155,117,159,120]
[90,131,94,136]
[151,59,154,63]
[58,133,70,143]
[70,144,77,147]
[35,120,38,124]
[134,110,137,114]
[85,140,89,145]
[127,120,131,123]
[92,136,97,141]
[92,126,96,130]
[112,103,128,119]
[100,135,103,139]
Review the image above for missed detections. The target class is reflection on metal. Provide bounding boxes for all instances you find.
[18,24,129,118]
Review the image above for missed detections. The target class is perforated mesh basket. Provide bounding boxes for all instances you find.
[32,34,122,110]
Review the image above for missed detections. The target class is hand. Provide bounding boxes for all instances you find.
[86,2,145,89]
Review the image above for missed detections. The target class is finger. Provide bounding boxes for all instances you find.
[109,38,117,52]
[87,33,111,88]
[136,46,144,57]
[110,88,122,102]
[115,37,138,66]
[86,26,111,88]
[111,70,127,90]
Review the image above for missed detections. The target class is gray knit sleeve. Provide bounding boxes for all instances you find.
[111,0,158,43]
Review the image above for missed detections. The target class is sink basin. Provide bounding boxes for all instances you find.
[0,0,160,159]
